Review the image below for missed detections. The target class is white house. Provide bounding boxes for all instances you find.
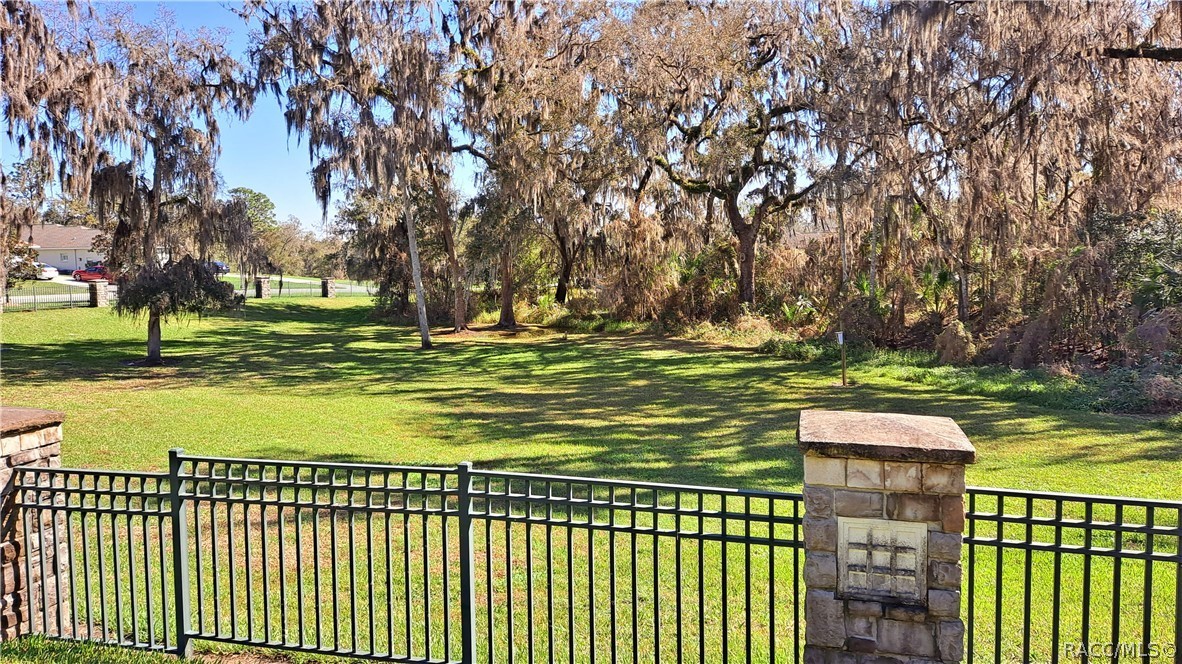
[22,224,105,272]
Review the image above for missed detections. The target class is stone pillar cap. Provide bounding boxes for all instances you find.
[798,409,975,464]
[1,407,66,436]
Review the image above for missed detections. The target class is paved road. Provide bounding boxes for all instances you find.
[50,275,89,287]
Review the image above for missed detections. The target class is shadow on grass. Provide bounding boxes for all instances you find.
[3,300,1179,490]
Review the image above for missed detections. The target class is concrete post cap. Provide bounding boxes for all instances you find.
[1,407,65,437]
[797,410,976,464]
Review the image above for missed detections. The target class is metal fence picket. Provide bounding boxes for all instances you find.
[9,453,1181,663]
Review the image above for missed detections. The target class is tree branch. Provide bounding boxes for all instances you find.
[451,142,496,168]
[652,156,725,199]
[1102,46,1182,62]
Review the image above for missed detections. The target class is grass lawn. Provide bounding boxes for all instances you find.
[1,300,1179,664]
[1,298,1178,496]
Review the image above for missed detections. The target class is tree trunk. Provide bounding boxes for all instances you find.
[956,267,970,323]
[737,227,756,305]
[403,208,433,350]
[556,257,573,304]
[452,272,468,333]
[141,143,165,365]
[146,312,162,364]
[431,168,467,333]
[724,194,757,306]
[553,218,574,304]
[837,181,849,294]
[868,207,878,302]
[497,245,516,329]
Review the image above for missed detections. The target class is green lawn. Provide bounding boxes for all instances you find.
[1,298,1178,496]
[1,300,1179,664]
[0,637,175,663]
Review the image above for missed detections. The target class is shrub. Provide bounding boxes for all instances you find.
[756,337,835,362]
[1159,413,1182,432]
[935,320,976,366]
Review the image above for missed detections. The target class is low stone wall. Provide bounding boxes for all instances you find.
[0,408,64,642]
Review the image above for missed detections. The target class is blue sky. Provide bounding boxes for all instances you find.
[3,2,478,235]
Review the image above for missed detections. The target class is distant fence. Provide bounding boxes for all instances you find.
[226,280,376,299]
[225,276,378,300]
[269,281,320,298]
[333,282,377,297]
[4,278,376,313]
[1,282,111,312]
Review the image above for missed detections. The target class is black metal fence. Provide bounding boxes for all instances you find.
[10,454,1181,663]
[965,487,1182,664]
[270,282,321,298]
[13,452,806,663]
[224,280,376,299]
[2,282,97,312]
[333,282,377,297]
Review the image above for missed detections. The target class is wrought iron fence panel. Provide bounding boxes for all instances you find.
[469,469,806,664]
[175,454,462,662]
[10,456,1182,663]
[964,486,1182,664]
[2,283,91,312]
[270,283,320,298]
[13,467,173,652]
[334,282,378,297]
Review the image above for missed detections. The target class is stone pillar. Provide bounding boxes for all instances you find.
[254,275,271,299]
[88,279,109,307]
[0,408,64,642]
[321,278,336,298]
[798,410,975,664]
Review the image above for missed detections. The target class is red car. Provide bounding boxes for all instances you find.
[72,265,114,282]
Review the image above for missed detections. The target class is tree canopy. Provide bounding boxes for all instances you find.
[4,0,1182,374]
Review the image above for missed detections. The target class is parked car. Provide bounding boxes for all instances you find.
[71,265,114,282]
[206,260,230,275]
[34,262,59,280]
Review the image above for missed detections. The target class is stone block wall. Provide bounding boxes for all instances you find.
[802,457,966,662]
[321,278,336,298]
[799,410,975,664]
[0,408,65,642]
[255,275,272,299]
[88,280,110,307]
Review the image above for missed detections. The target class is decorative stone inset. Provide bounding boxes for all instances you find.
[837,517,927,605]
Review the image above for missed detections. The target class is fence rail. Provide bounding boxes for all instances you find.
[225,280,376,299]
[10,454,1182,663]
[13,452,806,663]
[964,486,1182,664]
[2,282,101,312]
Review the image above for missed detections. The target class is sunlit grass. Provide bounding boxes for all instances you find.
[2,299,1178,497]
[2,299,1180,663]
